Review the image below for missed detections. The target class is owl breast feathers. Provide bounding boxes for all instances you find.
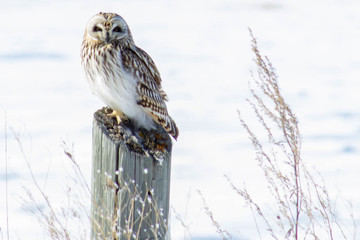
[81,12,178,139]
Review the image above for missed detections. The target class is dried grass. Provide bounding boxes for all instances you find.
[226,28,354,240]
[197,190,232,240]
[12,134,168,240]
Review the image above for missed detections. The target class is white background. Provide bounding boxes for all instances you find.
[1,0,359,239]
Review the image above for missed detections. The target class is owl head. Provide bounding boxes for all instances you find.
[85,12,133,44]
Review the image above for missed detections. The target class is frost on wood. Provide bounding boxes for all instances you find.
[91,108,172,240]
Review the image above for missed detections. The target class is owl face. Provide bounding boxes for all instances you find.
[85,13,129,44]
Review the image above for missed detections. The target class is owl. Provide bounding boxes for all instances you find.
[81,12,178,140]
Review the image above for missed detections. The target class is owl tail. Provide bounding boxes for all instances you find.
[149,110,179,140]
[164,116,179,140]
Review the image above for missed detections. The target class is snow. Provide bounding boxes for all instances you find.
[1,0,360,239]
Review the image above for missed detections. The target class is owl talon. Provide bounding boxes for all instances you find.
[107,110,125,124]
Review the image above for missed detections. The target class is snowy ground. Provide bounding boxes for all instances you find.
[1,0,360,239]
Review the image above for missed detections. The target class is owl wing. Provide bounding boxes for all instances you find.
[121,45,179,139]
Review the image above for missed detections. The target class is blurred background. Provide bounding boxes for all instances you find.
[0,0,359,239]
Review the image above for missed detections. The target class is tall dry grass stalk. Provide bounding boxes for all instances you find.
[17,137,90,240]
[227,29,353,239]
[197,190,232,240]
[171,206,193,240]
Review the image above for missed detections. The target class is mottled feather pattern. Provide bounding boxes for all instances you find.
[82,43,119,82]
[81,12,178,139]
[121,45,178,138]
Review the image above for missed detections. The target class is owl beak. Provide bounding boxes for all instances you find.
[105,32,110,43]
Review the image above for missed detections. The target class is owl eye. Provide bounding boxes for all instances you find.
[93,26,102,32]
[113,26,122,33]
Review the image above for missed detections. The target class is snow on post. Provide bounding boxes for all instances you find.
[91,108,172,240]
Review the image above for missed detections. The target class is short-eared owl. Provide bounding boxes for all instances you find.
[81,12,178,139]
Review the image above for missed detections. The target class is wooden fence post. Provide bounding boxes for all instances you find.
[90,108,172,240]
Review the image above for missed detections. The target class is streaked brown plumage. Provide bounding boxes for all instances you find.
[81,12,178,139]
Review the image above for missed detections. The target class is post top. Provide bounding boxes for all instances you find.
[94,107,172,161]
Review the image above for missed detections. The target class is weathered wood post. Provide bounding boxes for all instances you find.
[91,108,172,240]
